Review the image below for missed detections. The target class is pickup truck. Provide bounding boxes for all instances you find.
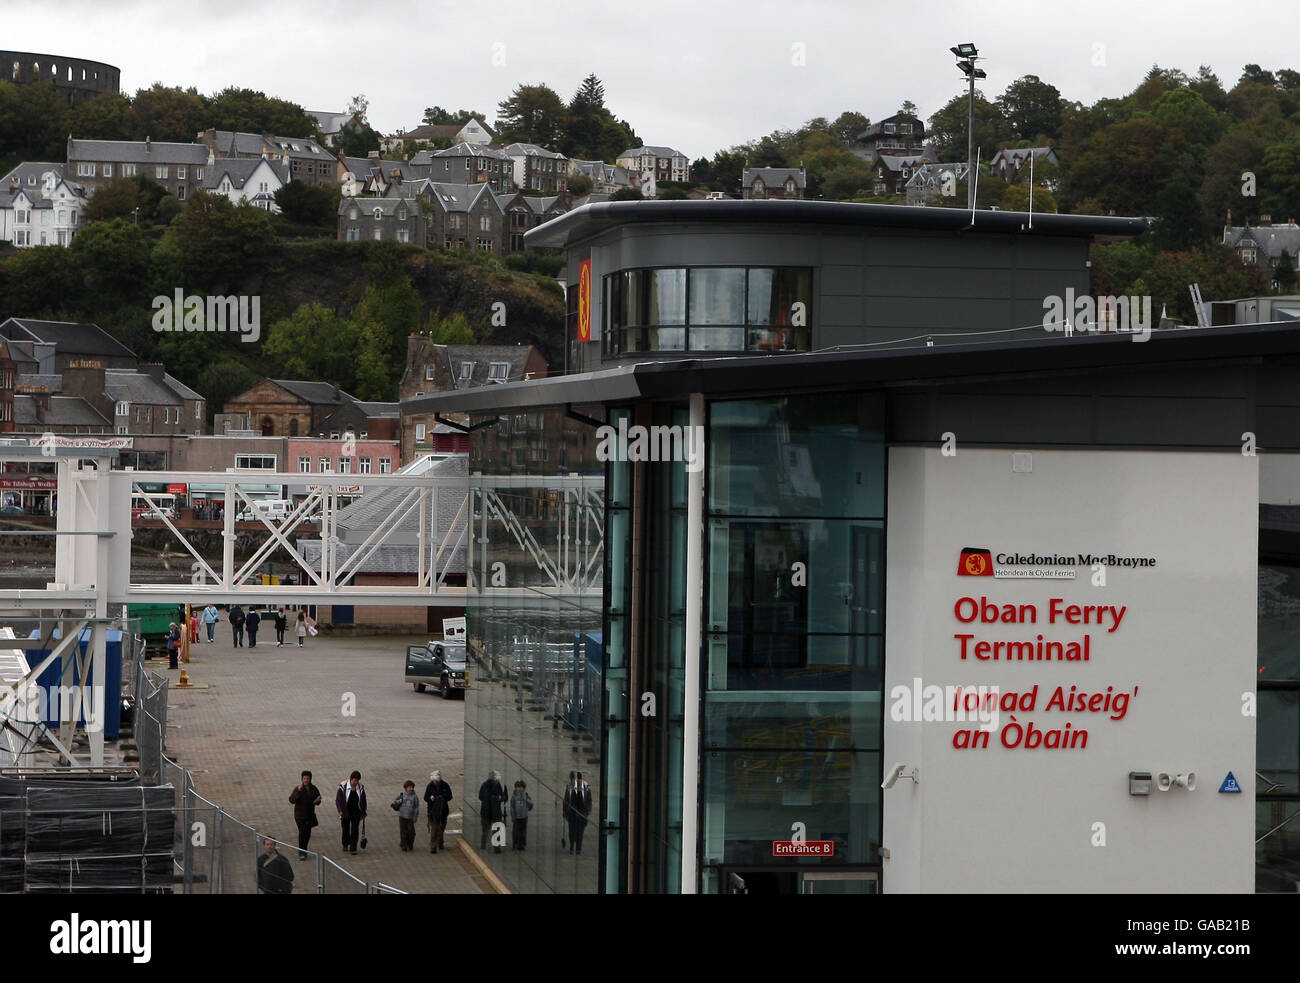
[405,640,468,698]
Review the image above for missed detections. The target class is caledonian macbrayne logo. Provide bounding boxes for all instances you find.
[577,258,592,342]
[958,547,994,576]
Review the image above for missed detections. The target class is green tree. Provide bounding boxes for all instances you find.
[423,106,486,125]
[611,187,644,201]
[1198,127,1263,229]
[927,91,1010,163]
[130,83,208,142]
[0,246,78,317]
[566,173,593,196]
[263,303,361,384]
[353,321,394,400]
[822,160,874,200]
[195,357,259,417]
[355,249,422,363]
[337,120,381,158]
[0,80,67,159]
[899,100,919,118]
[1275,250,1296,293]
[273,181,340,225]
[66,93,134,140]
[1000,183,1058,213]
[1150,88,1225,147]
[564,74,606,159]
[495,84,568,147]
[427,312,478,345]
[1061,119,1187,216]
[830,111,870,144]
[69,218,151,297]
[1261,133,1300,224]
[206,87,316,136]
[174,192,277,290]
[997,75,1063,143]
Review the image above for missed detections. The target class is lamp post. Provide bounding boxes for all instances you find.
[951,43,986,209]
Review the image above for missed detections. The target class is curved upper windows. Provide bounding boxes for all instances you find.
[604,267,812,355]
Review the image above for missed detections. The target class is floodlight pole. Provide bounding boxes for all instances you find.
[966,66,976,209]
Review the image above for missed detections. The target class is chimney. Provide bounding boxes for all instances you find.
[145,135,151,153]
[140,362,165,381]
[33,392,50,422]
[1261,214,1271,227]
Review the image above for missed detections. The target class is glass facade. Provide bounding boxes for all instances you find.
[464,406,605,893]
[700,393,886,893]
[604,267,812,356]
[1256,563,1300,891]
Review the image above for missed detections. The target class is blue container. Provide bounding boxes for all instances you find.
[27,628,124,740]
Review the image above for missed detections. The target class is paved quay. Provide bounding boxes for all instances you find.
[154,626,489,894]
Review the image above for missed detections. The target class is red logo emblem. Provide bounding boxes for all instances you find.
[957,547,993,576]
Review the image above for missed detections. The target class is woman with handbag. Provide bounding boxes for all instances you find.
[289,770,322,860]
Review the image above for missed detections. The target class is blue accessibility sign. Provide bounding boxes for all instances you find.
[1218,772,1241,794]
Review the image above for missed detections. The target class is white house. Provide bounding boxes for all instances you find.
[0,163,86,248]
[201,156,290,212]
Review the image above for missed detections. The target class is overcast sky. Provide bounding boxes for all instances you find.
[16,0,1299,159]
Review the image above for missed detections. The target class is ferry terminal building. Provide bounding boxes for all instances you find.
[406,201,1297,894]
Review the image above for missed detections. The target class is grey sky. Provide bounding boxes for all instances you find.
[16,0,1298,160]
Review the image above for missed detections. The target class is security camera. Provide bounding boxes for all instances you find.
[881,763,916,789]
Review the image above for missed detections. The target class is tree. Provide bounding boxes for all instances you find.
[830,111,870,144]
[1061,119,1187,216]
[1150,88,1225,147]
[711,149,747,192]
[927,91,1010,163]
[353,321,393,400]
[1239,64,1278,89]
[0,80,67,159]
[69,219,151,297]
[1151,156,1209,251]
[174,192,277,290]
[1000,183,1058,213]
[495,84,568,147]
[899,100,919,117]
[263,303,361,385]
[355,251,422,364]
[822,160,874,200]
[1199,126,1265,230]
[337,120,381,158]
[426,311,478,344]
[611,187,644,201]
[66,93,134,141]
[997,75,1063,143]
[564,74,608,159]
[130,83,208,142]
[274,181,340,226]
[84,177,145,224]
[1275,250,1296,293]
[423,106,486,125]
[348,93,369,122]
[566,174,593,196]
[1261,133,1300,225]
[195,357,258,416]
[206,86,316,137]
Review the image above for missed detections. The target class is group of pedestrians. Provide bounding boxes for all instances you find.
[476,770,590,855]
[223,605,312,647]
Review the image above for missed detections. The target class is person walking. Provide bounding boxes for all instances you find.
[510,780,533,851]
[289,770,322,860]
[423,770,453,854]
[246,608,261,648]
[256,838,294,894]
[563,771,592,855]
[166,622,180,670]
[295,610,311,647]
[229,604,246,647]
[274,607,288,647]
[392,781,421,851]
[188,610,200,645]
[477,771,507,854]
[335,771,367,855]
[202,604,219,643]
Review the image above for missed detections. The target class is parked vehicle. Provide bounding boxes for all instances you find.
[236,499,293,522]
[405,640,468,698]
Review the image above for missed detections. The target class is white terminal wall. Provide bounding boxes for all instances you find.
[883,447,1257,892]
